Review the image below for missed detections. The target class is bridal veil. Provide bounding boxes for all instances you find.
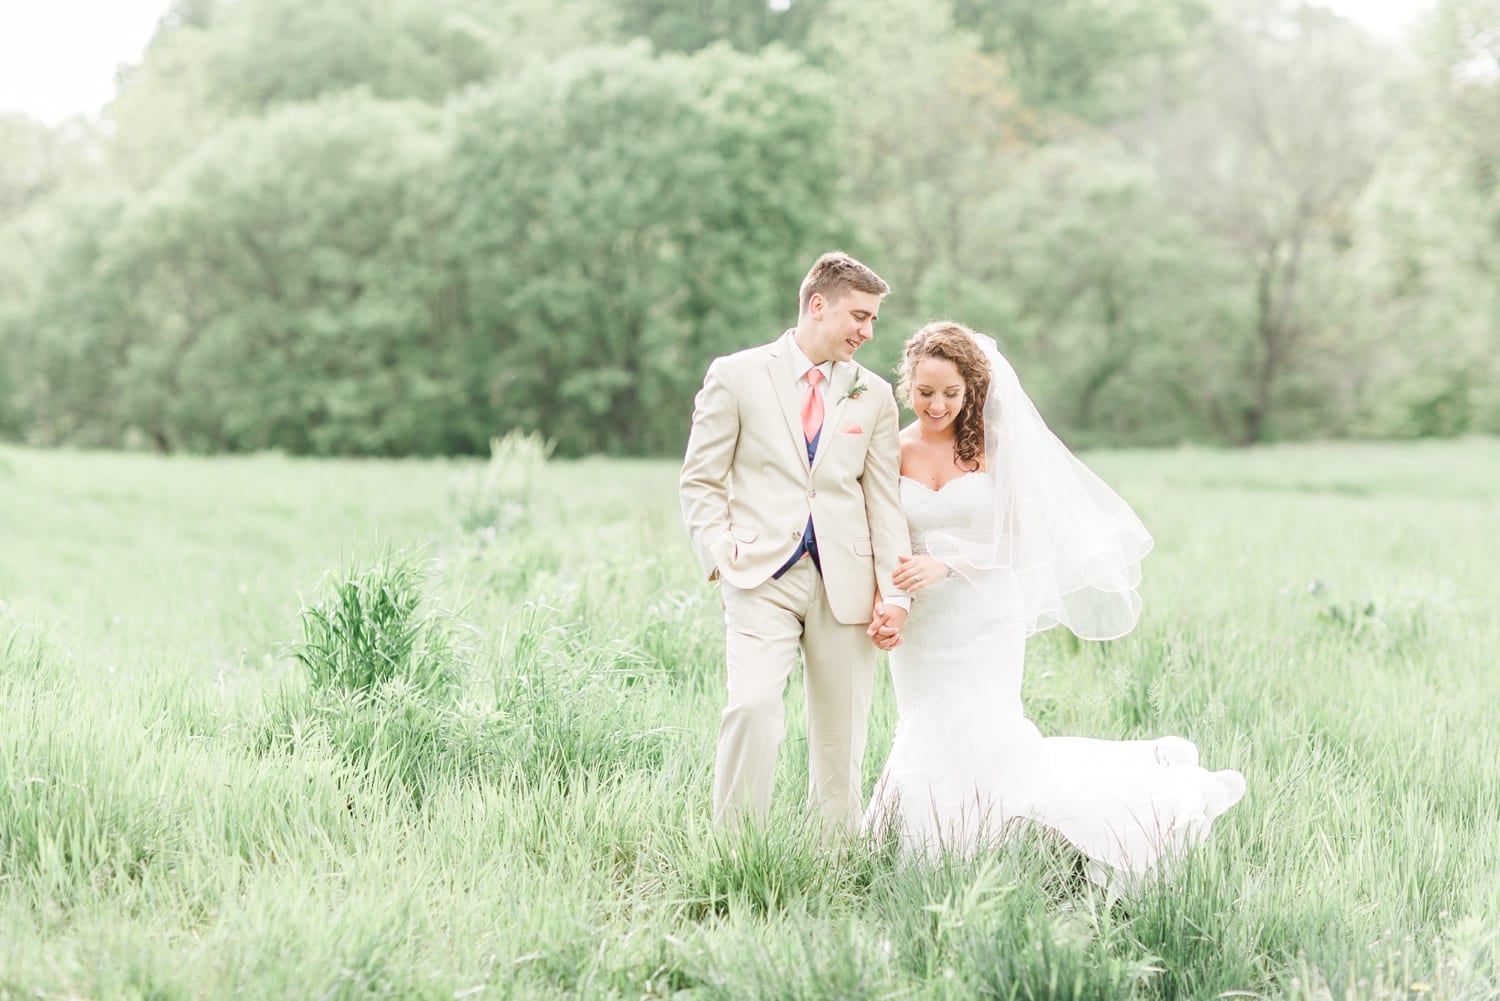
[919,334,1155,641]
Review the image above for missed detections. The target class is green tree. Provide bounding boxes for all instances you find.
[611,0,827,54]
[7,197,134,446]
[971,141,1246,446]
[808,0,1035,366]
[8,0,1492,454]
[949,0,1211,121]
[1424,0,1500,193]
[441,43,845,455]
[104,9,222,192]
[86,94,454,453]
[1427,0,1500,431]
[1333,0,1500,436]
[103,0,607,190]
[1322,147,1494,437]
[1147,2,1389,442]
[0,115,112,439]
[19,44,846,456]
[202,0,498,109]
[0,115,88,223]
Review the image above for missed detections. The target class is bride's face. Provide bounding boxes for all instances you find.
[911,356,965,434]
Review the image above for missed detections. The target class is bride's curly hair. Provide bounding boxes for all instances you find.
[898,321,992,472]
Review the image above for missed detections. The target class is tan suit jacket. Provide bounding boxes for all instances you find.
[680,331,909,623]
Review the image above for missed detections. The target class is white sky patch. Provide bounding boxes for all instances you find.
[1312,0,1433,40]
[0,0,172,123]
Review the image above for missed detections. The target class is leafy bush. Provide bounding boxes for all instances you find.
[453,429,554,536]
[293,554,459,698]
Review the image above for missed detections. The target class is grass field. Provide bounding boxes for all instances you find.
[1,438,1498,1000]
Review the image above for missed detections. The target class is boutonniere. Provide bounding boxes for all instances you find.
[839,370,869,405]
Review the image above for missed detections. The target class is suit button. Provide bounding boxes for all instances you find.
[808,489,817,498]
[791,530,802,540]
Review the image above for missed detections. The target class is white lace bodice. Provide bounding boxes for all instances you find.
[892,473,1024,718]
[900,473,988,551]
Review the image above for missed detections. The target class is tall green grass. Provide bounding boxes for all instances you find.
[1,439,1497,999]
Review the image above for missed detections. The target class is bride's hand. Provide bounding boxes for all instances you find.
[893,554,950,593]
[867,600,903,650]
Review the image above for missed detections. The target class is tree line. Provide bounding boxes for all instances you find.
[1,0,1496,456]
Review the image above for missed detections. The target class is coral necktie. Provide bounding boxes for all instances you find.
[801,369,825,444]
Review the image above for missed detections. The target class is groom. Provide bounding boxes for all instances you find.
[680,251,911,834]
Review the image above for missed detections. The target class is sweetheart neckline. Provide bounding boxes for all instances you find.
[900,472,977,494]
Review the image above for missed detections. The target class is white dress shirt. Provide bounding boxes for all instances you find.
[786,333,832,416]
[785,331,909,612]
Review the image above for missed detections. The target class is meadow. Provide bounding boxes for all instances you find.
[1,437,1497,1000]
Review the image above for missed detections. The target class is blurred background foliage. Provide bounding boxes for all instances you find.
[0,0,1496,456]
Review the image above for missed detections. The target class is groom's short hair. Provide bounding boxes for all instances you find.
[798,252,889,315]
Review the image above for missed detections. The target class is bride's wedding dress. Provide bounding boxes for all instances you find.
[865,473,1246,875]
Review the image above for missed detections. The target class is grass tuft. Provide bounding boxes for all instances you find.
[453,429,555,537]
[292,552,460,698]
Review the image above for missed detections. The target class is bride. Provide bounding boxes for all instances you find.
[864,321,1245,878]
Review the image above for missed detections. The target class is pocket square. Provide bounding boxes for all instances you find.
[842,424,864,435]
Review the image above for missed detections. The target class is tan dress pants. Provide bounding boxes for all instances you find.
[713,556,876,833]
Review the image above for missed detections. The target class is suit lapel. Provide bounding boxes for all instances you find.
[767,339,811,473]
[811,362,854,475]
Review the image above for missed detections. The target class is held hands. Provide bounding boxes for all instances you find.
[867,599,907,651]
[892,554,950,594]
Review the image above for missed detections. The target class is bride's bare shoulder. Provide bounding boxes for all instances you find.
[898,427,923,465]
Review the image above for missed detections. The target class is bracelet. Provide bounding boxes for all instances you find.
[913,544,960,580]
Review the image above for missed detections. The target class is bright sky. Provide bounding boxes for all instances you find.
[1315,0,1434,38]
[0,0,174,123]
[0,0,1436,125]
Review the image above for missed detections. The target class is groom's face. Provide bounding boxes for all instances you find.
[808,289,882,364]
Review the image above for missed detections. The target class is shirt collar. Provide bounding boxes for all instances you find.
[784,329,832,383]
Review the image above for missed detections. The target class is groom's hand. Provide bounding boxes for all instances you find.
[867,600,907,651]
